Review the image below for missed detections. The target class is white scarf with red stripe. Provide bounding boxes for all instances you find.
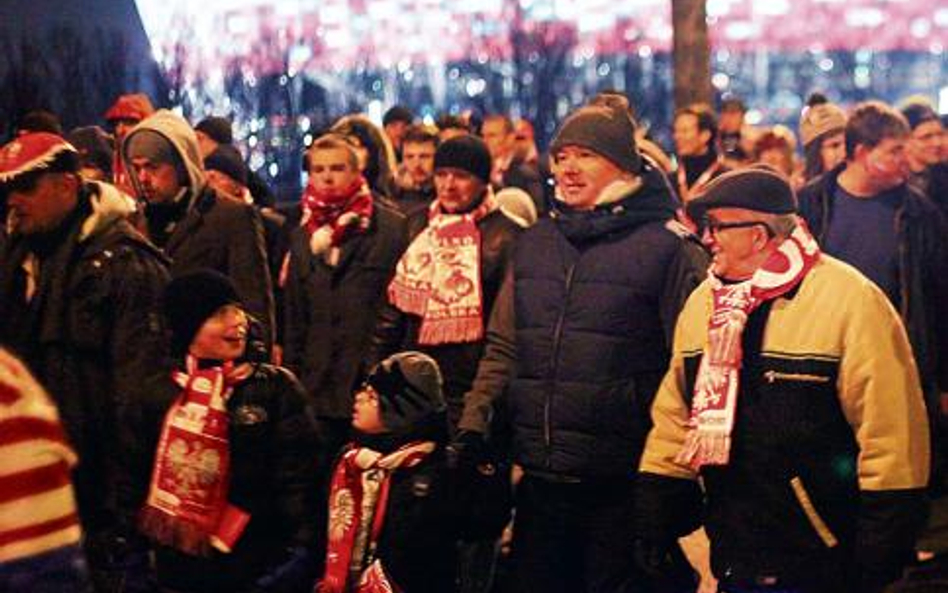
[387,194,495,345]
[677,224,821,470]
[319,441,435,593]
[140,356,252,556]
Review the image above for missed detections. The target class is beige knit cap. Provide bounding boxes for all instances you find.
[799,102,847,148]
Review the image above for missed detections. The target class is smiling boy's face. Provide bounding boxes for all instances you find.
[189,304,248,361]
[352,385,386,434]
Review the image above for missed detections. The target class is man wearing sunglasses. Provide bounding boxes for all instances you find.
[636,166,929,593]
[0,132,174,591]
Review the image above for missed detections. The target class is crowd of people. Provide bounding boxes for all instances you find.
[0,86,946,593]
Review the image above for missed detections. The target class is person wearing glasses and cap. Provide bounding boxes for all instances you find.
[636,166,930,593]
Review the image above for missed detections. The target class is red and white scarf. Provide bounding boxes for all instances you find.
[387,194,495,345]
[677,224,821,470]
[301,176,374,258]
[140,356,252,556]
[319,442,435,593]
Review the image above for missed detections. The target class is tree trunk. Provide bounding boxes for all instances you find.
[672,0,712,110]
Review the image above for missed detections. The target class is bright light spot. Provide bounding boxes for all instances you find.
[845,8,884,28]
[756,0,789,16]
[725,21,760,41]
[300,116,311,132]
[853,66,871,89]
[939,86,948,115]
[303,133,313,146]
[268,163,279,177]
[368,100,384,125]
[248,135,258,148]
[818,58,834,71]
[910,18,931,38]
[712,72,730,90]
[745,109,763,125]
[638,45,652,59]
[597,63,611,77]
[465,78,487,97]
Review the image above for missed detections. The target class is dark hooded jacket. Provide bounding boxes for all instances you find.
[123,110,276,348]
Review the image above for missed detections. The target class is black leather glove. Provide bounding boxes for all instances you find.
[446,430,491,471]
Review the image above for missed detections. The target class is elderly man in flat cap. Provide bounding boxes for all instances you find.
[636,166,930,593]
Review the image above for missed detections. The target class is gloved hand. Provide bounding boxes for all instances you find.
[253,547,315,593]
[446,430,490,471]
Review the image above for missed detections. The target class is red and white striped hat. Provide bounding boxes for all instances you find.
[0,132,78,184]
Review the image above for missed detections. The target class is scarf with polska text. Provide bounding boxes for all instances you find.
[677,224,820,470]
[319,442,435,593]
[387,193,495,345]
[140,355,252,556]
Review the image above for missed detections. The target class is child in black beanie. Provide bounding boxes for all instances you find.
[318,352,510,593]
[142,269,320,593]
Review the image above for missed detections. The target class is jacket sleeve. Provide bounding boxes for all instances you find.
[365,298,407,372]
[281,236,308,379]
[458,266,516,434]
[836,282,930,590]
[107,245,177,523]
[229,204,276,351]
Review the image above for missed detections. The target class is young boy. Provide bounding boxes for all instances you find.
[319,352,510,593]
[141,269,320,592]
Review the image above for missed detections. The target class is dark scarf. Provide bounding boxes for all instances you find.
[145,192,191,248]
[552,167,677,244]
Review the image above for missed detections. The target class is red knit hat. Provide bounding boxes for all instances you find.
[104,93,155,123]
[0,132,78,185]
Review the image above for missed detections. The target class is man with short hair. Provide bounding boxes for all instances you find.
[673,102,727,203]
[459,105,708,593]
[124,110,276,351]
[283,134,407,477]
[901,101,947,215]
[0,132,173,591]
[193,115,275,207]
[637,167,930,593]
[481,113,544,215]
[393,124,439,215]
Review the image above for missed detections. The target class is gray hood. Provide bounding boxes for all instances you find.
[121,109,206,204]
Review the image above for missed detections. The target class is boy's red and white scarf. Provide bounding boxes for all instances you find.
[319,441,435,593]
[301,176,374,257]
[140,355,252,556]
[387,194,495,345]
[677,224,820,470]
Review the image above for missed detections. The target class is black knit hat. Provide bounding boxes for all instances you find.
[434,134,492,184]
[163,269,242,356]
[366,351,445,435]
[685,165,797,222]
[550,105,642,173]
[194,116,234,146]
[204,145,248,187]
[901,102,939,131]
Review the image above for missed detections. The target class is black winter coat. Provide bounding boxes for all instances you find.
[367,208,521,430]
[0,188,174,536]
[283,202,408,419]
[154,363,320,592]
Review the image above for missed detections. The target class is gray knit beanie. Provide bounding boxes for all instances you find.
[125,130,188,185]
[366,351,445,434]
[550,105,642,173]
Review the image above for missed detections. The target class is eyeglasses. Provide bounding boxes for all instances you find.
[704,219,775,238]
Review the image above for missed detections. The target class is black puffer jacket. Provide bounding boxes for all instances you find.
[367,208,521,430]
[154,363,320,592]
[461,166,708,479]
[283,202,408,418]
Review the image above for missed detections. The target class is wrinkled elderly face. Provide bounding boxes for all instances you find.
[189,304,248,361]
[701,207,775,280]
[434,168,485,213]
[5,172,79,235]
[551,145,626,210]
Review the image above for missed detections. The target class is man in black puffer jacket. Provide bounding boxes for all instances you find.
[458,105,709,593]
